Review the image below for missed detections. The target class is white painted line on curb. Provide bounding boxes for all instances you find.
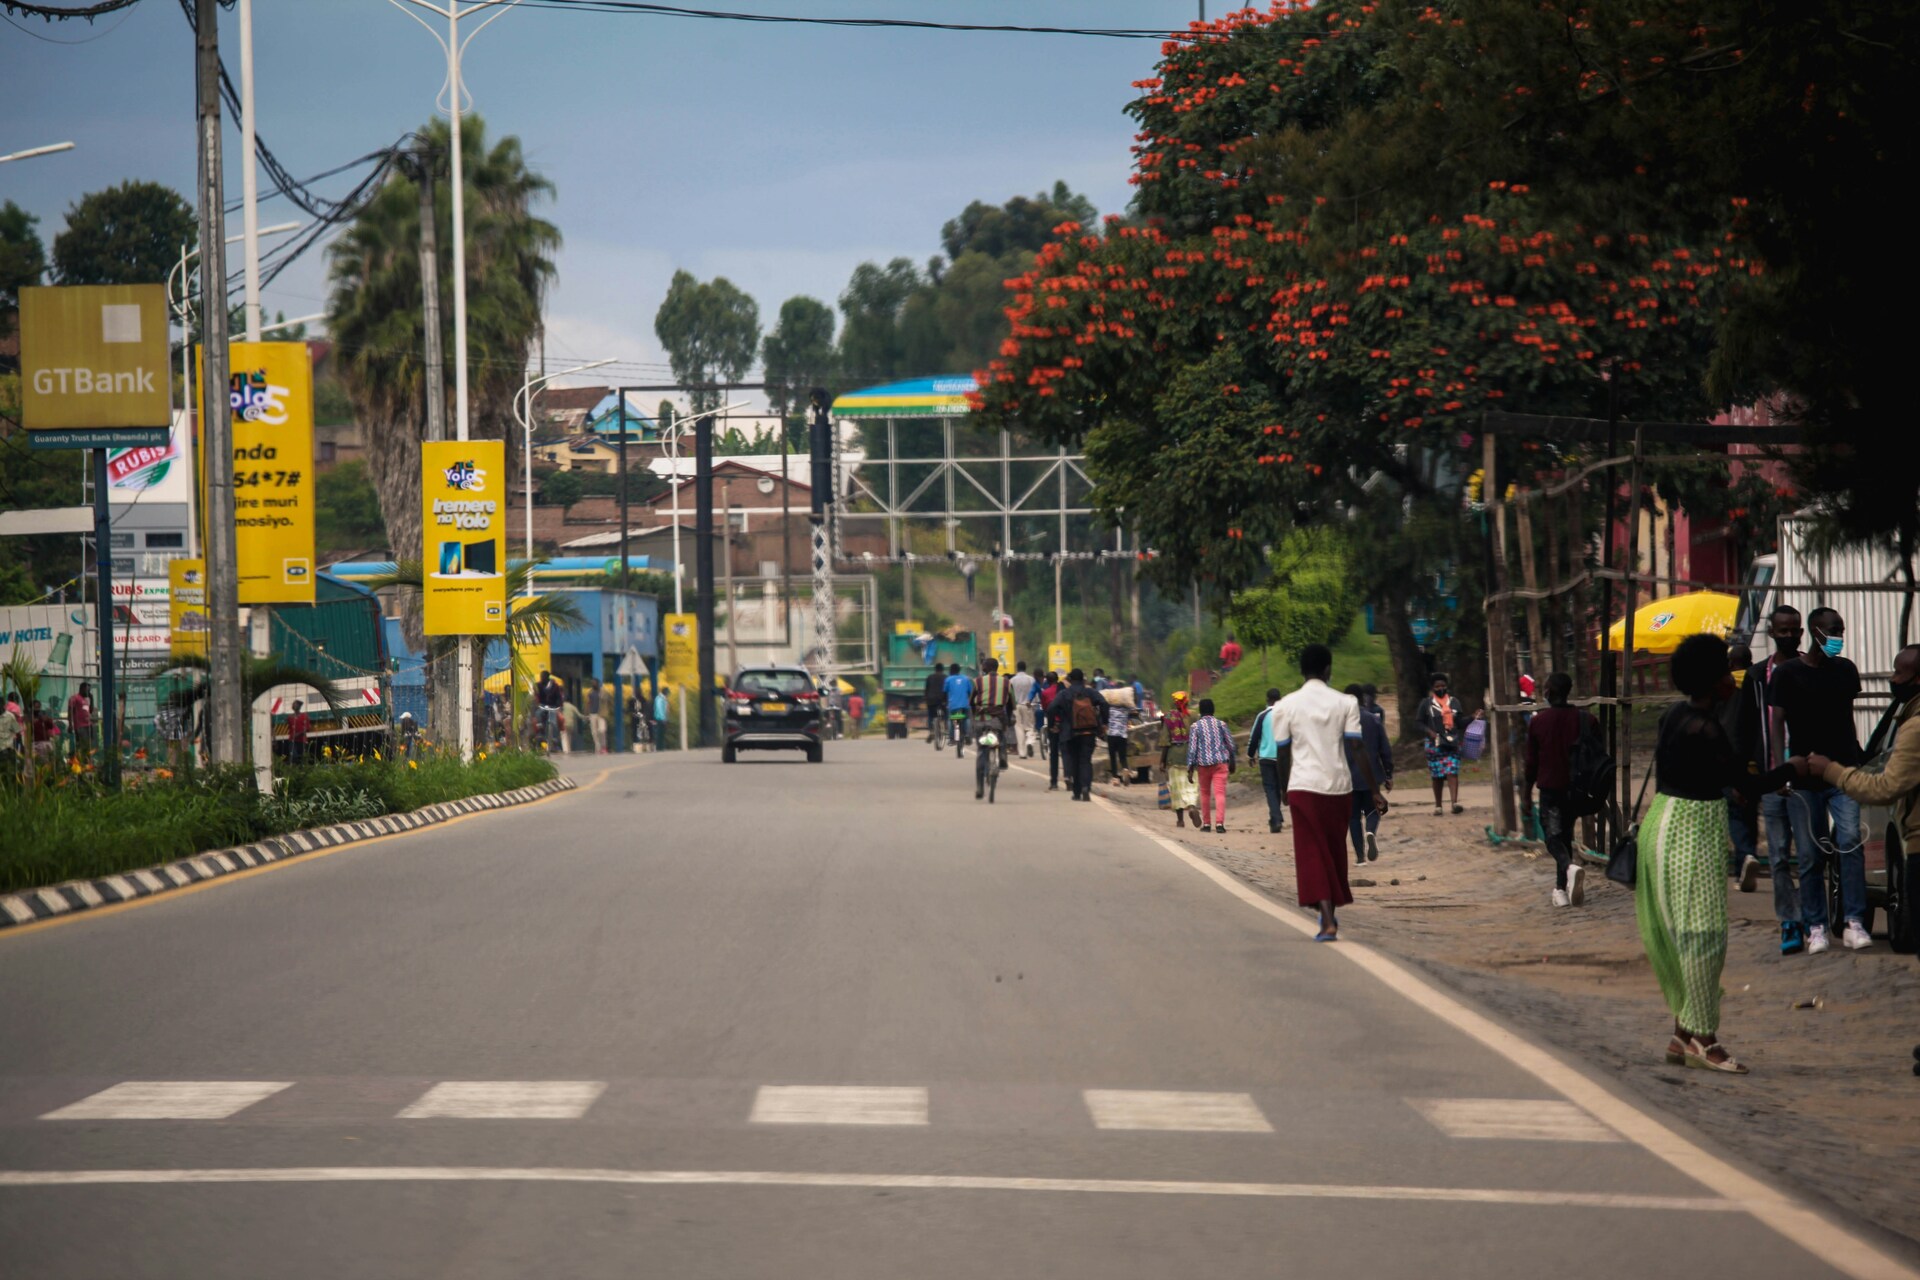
[0,1165,1744,1211]
[749,1086,929,1127]
[1077,787,1920,1280]
[41,1082,292,1121]
[397,1082,607,1120]
[1084,1090,1272,1133]
[1411,1098,1621,1143]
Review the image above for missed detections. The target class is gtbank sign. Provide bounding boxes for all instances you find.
[18,285,172,431]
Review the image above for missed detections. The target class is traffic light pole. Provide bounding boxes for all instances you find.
[808,391,835,676]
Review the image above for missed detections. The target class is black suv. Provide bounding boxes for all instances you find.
[723,667,825,763]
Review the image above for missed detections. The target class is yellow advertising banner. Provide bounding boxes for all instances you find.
[1047,642,1072,674]
[421,440,508,636]
[989,629,1015,669]
[169,558,208,659]
[197,342,317,603]
[661,612,699,688]
[19,284,172,431]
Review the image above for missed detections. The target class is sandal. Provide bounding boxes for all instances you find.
[1432,806,1443,817]
[1684,1036,1748,1075]
[1664,1036,1687,1066]
[1313,930,1337,942]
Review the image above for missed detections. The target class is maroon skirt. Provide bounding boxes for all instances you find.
[1287,789,1354,909]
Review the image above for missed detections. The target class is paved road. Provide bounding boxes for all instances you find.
[0,741,1908,1278]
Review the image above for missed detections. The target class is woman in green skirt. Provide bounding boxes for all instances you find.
[1636,634,1800,1074]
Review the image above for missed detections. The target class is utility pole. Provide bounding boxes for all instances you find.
[238,0,261,343]
[722,482,738,674]
[418,144,445,444]
[694,413,717,748]
[618,390,630,586]
[807,390,835,680]
[196,0,243,765]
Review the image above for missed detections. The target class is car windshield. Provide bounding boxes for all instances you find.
[736,670,812,696]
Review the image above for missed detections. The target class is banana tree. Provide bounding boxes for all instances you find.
[361,558,586,743]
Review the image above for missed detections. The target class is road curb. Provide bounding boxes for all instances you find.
[0,775,578,931]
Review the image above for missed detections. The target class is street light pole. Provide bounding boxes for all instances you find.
[238,0,262,342]
[390,0,520,761]
[0,141,75,165]
[514,358,616,597]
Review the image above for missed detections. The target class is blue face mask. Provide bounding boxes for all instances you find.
[1819,635,1844,659]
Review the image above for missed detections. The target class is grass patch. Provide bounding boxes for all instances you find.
[1204,619,1397,727]
[0,749,558,895]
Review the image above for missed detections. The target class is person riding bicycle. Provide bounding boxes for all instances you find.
[534,669,565,750]
[924,662,948,748]
[975,657,1016,771]
[943,664,976,758]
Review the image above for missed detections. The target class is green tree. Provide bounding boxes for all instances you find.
[51,181,194,286]
[761,295,836,437]
[653,271,760,416]
[940,182,1096,261]
[712,424,782,455]
[326,115,558,633]
[1,201,46,342]
[540,468,584,512]
[835,257,922,382]
[1227,530,1359,665]
[314,460,386,553]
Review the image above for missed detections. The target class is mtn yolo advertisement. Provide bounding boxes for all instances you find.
[196,342,316,603]
[421,440,507,636]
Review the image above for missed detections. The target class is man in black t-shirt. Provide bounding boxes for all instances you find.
[1768,606,1869,953]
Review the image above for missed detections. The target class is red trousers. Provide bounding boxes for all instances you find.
[1197,763,1230,824]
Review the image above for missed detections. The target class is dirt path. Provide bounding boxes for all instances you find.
[1086,767,1920,1250]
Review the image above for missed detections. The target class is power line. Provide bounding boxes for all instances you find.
[0,0,147,18]
[517,0,1193,39]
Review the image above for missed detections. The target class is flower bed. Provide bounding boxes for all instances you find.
[0,749,557,895]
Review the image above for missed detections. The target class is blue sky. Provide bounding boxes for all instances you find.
[5,0,1199,405]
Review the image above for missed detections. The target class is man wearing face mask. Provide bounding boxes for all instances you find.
[1769,606,1869,952]
[1805,646,1920,945]
[1737,607,1808,952]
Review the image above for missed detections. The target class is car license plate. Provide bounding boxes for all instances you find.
[760,702,788,714]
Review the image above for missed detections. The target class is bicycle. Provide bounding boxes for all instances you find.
[975,724,1002,802]
[929,705,948,750]
[948,708,972,759]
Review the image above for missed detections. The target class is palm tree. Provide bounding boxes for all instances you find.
[361,558,585,740]
[325,114,558,620]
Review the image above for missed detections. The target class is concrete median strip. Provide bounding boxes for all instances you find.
[0,776,577,932]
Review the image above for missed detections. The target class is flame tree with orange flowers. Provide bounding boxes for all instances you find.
[973,0,1901,720]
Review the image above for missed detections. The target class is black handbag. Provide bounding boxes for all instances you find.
[1606,730,1661,888]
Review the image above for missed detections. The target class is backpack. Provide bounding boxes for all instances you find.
[1071,693,1100,734]
[1564,715,1615,817]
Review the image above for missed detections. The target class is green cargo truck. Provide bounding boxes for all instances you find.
[880,629,978,739]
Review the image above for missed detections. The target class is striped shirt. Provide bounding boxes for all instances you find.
[1187,715,1234,766]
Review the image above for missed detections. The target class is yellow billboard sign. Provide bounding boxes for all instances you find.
[19,284,172,433]
[421,440,508,635]
[892,620,923,636]
[218,343,316,603]
[1047,642,1072,674]
[990,629,1015,669]
[169,557,208,659]
[661,612,699,687]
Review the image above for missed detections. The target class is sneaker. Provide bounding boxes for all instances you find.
[1807,925,1831,955]
[1737,856,1760,893]
[1567,863,1586,907]
[1551,888,1571,908]
[1270,820,1281,834]
[1843,920,1872,951]
[1366,833,1379,861]
[1780,922,1805,955]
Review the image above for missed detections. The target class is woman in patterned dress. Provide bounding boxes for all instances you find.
[1637,634,1800,1074]
[1162,691,1200,827]
[1416,673,1465,814]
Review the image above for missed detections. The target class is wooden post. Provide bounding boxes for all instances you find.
[1619,427,1646,820]
[1484,433,1518,834]
[1567,488,1589,699]
[1516,494,1547,685]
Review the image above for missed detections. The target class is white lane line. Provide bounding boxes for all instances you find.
[749,1086,929,1127]
[1082,790,1920,1280]
[41,1082,292,1121]
[0,1166,1741,1211]
[1412,1099,1622,1143]
[1084,1090,1272,1133]
[397,1082,606,1120]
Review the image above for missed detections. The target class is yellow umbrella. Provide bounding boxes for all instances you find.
[1603,591,1738,655]
[835,677,857,695]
